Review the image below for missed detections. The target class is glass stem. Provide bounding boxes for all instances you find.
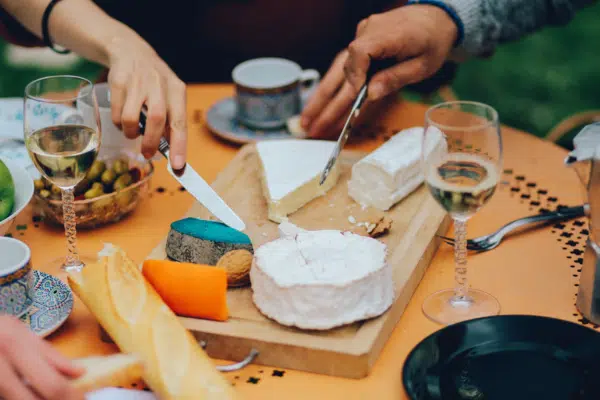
[62,187,81,269]
[453,217,469,300]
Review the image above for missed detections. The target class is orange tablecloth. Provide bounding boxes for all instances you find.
[11,84,590,399]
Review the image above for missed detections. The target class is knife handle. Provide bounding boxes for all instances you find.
[137,106,170,158]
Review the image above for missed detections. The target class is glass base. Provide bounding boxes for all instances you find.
[39,254,97,279]
[422,288,500,326]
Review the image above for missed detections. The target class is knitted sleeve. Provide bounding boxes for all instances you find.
[443,0,597,56]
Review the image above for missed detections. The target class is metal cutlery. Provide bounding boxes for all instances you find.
[319,58,397,185]
[439,204,588,252]
[138,108,246,231]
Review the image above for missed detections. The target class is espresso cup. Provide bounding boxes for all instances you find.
[232,58,320,129]
[0,237,34,318]
[59,83,143,158]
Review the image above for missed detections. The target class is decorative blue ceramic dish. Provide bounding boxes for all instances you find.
[19,270,73,337]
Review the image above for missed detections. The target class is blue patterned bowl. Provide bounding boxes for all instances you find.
[19,270,73,337]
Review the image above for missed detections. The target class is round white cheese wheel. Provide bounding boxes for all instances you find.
[250,223,394,330]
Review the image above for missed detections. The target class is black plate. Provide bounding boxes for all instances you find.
[403,315,600,400]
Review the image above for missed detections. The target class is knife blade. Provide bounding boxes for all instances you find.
[319,58,397,186]
[138,108,246,232]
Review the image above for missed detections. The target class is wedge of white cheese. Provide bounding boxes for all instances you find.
[256,139,340,223]
[250,222,394,330]
[347,126,445,211]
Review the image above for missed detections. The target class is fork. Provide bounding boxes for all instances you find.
[438,204,588,252]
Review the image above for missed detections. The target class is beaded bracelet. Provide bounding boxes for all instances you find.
[406,0,465,47]
[42,0,70,54]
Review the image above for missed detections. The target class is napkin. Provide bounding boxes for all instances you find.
[86,388,157,400]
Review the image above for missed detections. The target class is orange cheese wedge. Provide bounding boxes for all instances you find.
[142,260,229,321]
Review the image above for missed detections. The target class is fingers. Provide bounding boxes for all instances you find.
[140,77,168,160]
[6,333,80,400]
[39,340,84,379]
[300,51,347,131]
[368,57,428,100]
[307,81,356,139]
[345,22,424,95]
[120,78,147,142]
[108,69,127,130]
[165,79,187,170]
[0,357,38,400]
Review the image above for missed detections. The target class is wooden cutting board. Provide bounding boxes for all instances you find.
[146,143,450,379]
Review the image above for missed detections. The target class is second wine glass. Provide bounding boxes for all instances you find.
[24,75,101,273]
[421,101,502,325]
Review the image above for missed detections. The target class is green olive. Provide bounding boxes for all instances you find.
[113,159,129,175]
[101,169,117,185]
[39,189,51,199]
[91,182,104,191]
[50,185,62,196]
[34,179,45,191]
[86,160,106,181]
[91,197,114,213]
[113,173,133,192]
[84,186,105,199]
[115,190,134,208]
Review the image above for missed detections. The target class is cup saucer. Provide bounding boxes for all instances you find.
[18,270,74,337]
[206,97,295,144]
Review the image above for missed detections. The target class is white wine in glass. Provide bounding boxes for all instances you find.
[422,101,502,325]
[24,76,101,274]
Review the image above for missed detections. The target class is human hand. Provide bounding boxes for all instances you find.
[0,315,84,400]
[300,50,371,139]
[344,5,458,101]
[300,5,458,139]
[107,38,187,170]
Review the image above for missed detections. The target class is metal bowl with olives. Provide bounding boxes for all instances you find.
[32,150,153,228]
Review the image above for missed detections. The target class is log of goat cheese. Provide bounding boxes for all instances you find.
[250,221,394,330]
[347,126,446,211]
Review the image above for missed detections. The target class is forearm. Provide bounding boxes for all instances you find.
[0,0,150,67]
[445,0,597,55]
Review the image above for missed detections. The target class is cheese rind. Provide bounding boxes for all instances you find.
[250,223,394,330]
[256,140,340,223]
[347,127,446,211]
[166,218,253,265]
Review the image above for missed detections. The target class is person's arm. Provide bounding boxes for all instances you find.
[447,0,597,56]
[0,0,187,170]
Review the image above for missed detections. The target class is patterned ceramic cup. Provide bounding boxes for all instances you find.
[0,237,34,318]
[232,58,320,129]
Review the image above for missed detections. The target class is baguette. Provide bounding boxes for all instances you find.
[67,244,239,400]
[72,353,144,393]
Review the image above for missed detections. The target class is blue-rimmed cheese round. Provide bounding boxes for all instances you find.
[166,218,253,265]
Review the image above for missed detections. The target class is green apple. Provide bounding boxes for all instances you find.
[0,160,15,221]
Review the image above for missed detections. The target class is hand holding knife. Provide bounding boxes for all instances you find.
[138,107,246,231]
[319,58,398,185]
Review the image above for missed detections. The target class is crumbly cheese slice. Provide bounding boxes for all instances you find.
[256,140,340,223]
[347,127,446,211]
[250,223,394,330]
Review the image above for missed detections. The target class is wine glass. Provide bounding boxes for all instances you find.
[24,75,101,274]
[421,101,502,325]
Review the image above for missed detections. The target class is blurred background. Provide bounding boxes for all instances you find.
[0,1,598,149]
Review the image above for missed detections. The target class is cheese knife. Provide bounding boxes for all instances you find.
[138,108,246,232]
[319,58,397,186]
